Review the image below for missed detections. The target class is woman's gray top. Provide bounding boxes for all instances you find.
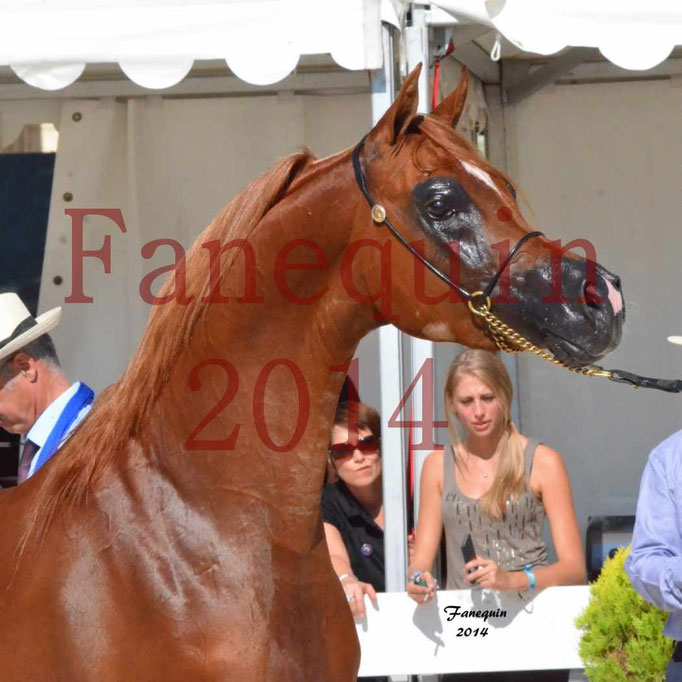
[442,438,548,590]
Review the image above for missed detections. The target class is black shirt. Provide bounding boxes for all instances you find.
[321,481,385,592]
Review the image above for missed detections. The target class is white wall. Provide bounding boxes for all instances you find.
[506,78,682,545]
[35,91,372,392]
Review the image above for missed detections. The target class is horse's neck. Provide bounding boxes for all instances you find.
[141,151,376,544]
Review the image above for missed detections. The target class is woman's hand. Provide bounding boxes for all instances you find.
[406,570,437,605]
[341,576,377,619]
[464,558,517,591]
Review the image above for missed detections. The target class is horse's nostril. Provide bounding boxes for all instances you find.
[612,275,622,291]
[583,281,602,307]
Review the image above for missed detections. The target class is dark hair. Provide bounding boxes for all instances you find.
[0,319,60,377]
[338,375,360,404]
[333,401,381,441]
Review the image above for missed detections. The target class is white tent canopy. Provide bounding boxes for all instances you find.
[434,0,682,70]
[1,0,402,90]
[5,0,682,91]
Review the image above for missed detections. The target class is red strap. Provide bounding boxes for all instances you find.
[406,407,415,534]
[431,59,441,111]
[431,40,455,110]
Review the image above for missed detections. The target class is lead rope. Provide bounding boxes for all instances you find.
[352,138,682,394]
[470,294,682,392]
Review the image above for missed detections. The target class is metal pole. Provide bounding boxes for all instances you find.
[371,24,409,597]
[405,4,434,531]
[406,9,439,682]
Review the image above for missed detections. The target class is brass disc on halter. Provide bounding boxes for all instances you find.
[371,204,386,223]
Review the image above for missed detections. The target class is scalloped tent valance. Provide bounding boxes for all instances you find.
[433,0,682,71]
[0,0,402,91]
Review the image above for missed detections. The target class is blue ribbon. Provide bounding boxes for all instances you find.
[32,382,95,475]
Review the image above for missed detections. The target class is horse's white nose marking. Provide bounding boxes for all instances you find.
[605,279,623,316]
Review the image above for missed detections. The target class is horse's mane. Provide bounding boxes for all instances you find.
[22,149,316,546]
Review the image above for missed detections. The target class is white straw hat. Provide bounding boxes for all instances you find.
[0,293,62,362]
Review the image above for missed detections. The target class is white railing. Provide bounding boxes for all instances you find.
[357,585,590,676]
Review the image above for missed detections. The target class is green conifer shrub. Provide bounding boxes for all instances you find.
[576,546,674,681]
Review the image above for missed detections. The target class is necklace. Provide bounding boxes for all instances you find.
[475,464,494,479]
[462,446,498,480]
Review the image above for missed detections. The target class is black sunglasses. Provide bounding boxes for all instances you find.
[328,434,380,458]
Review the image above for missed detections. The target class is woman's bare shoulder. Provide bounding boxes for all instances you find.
[425,449,444,463]
[422,449,445,480]
[532,443,565,469]
[531,444,567,483]
[524,438,567,496]
[518,432,563,467]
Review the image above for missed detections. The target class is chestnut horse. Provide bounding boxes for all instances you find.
[0,66,624,680]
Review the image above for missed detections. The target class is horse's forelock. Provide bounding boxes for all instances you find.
[416,116,512,192]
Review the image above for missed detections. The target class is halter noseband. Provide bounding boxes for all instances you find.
[351,136,682,394]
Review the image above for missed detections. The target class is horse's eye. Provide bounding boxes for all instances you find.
[425,198,453,220]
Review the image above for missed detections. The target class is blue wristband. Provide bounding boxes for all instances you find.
[523,564,536,591]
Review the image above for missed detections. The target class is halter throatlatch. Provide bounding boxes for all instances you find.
[352,137,682,394]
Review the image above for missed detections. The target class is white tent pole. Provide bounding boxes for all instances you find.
[405,4,434,532]
[406,5,431,112]
[406,11,438,682]
[372,24,408,596]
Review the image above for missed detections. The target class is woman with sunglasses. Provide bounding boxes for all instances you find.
[322,401,384,622]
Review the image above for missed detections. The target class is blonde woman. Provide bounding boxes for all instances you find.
[407,349,584,680]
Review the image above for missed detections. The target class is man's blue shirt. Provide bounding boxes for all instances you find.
[626,429,682,639]
[25,381,92,479]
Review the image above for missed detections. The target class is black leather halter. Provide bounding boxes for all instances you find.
[351,136,543,304]
[351,136,682,394]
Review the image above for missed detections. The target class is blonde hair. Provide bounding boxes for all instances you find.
[444,349,526,520]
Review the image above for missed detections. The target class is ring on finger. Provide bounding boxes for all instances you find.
[346,593,355,602]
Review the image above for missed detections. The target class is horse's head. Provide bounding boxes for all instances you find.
[352,65,624,366]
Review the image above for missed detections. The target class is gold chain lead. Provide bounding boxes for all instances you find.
[467,291,614,380]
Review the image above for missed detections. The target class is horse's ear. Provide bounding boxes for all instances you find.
[431,68,469,128]
[366,63,422,146]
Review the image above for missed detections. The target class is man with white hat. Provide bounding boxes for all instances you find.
[0,292,94,484]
